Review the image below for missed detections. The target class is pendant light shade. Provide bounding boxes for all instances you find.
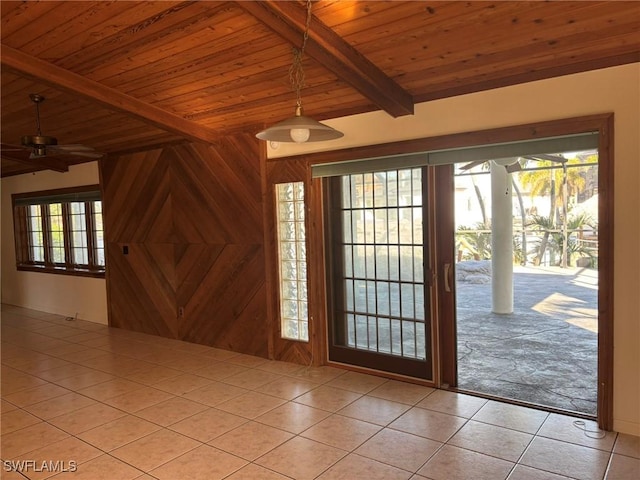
[256,106,344,143]
[256,0,343,144]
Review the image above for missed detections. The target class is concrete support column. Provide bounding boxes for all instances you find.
[491,161,514,314]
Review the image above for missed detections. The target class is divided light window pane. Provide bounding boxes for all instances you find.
[275,182,309,342]
[94,201,105,266]
[12,187,104,277]
[28,205,44,262]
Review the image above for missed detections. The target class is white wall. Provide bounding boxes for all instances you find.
[270,63,640,436]
[1,162,108,324]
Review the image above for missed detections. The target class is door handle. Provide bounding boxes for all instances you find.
[444,263,452,293]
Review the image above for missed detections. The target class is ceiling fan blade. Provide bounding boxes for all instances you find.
[69,151,105,158]
[459,159,487,171]
[51,144,95,152]
[505,161,522,173]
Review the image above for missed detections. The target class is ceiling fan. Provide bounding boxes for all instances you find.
[3,94,103,160]
[459,154,567,174]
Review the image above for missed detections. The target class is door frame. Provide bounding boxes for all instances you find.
[297,114,613,429]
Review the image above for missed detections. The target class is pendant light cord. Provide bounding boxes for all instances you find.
[289,0,312,111]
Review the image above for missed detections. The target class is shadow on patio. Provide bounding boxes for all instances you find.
[456,265,598,415]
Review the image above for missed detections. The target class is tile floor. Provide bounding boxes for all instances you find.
[1,305,638,480]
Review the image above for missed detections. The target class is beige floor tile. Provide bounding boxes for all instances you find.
[317,453,412,480]
[418,444,514,480]
[48,454,143,480]
[77,415,161,451]
[221,369,282,390]
[507,465,575,479]
[76,379,144,401]
[1,422,69,458]
[154,353,214,372]
[537,414,617,451]
[3,382,70,407]
[226,353,269,368]
[326,371,388,394]
[150,444,247,480]
[10,437,102,480]
[134,396,208,426]
[224,463,290,479]
[257,360,309,376]
[448,420,533,462]
[151,373,213,395]
[53,370,115,390]
[104,386,174,412]
[182,381,248,407]
[355,427,441,472]
[209,421,294,460]
[63,331,106,344]
[256,401,331,434]
[12,356,71,374]
[24,392,97,420]
[169,407,247,442]
[34,364,98,382]
[123,365,183,386]
[56,346,110,363]
[256,436,346,480]
[614,433,640,458]
[605,453,640,479]
[41,344,91,358]
[367,380,434,405]
[287,366,346,384]
[216,391,286,419]
[416,390,487,418]
[520,437,610,480]
[111,429,201,472]
[0,467,33,479]
[1,399,19,413]
[173,341,217,355]
[1,369,49,394]
[338,396,410,426]
[390,406,467,442]
[473,400,549,434]
[256,376,317,400]
[194,362,249,381]
[301,414,381,451]
[1,409,42,434]
[48,403,127,435]
[202,348,242,361]
[294,385,362,412]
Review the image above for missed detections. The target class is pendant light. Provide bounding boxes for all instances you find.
[256,0,343,144]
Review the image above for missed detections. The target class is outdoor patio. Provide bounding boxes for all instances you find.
[456,264,598,415]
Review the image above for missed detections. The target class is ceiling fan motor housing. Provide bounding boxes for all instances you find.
[21,134,58,147]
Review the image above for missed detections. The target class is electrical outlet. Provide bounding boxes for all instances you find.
[178,307,185,318]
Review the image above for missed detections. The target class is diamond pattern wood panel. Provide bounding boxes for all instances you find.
[101,133,268,356]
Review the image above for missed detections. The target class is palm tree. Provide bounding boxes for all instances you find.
[519,157,588,222]
[518,156,591,266]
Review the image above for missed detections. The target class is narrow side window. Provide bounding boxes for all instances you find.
[275,182,309,342]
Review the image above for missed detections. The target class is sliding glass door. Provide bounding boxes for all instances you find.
[325,168,433,380]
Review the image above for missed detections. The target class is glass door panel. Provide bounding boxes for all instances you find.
[326,168,432,380]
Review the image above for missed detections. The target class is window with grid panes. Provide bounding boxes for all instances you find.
[275,182,309,342]
[12,186,105,277]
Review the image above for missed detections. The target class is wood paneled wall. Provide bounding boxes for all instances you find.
[101,134,268,357]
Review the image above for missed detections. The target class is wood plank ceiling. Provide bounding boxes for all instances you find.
[1,1,638,176]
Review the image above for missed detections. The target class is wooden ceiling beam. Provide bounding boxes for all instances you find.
[236,0,414,118]
[0,44,220,145]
